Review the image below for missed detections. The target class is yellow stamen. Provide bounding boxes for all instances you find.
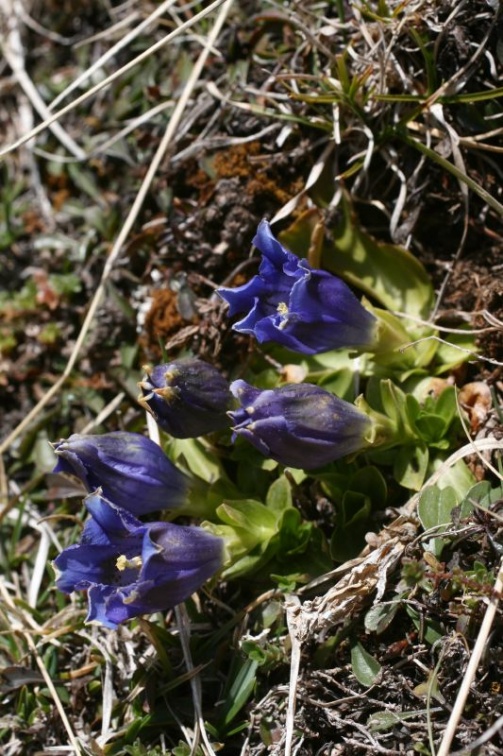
[116,554,142,571]
[277,302,290,330]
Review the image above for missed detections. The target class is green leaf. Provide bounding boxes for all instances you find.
[393,444,429,490]
[364,601,400,634]
[216,499,278,534]
[270,572,306,592]
[166,437,223,482]
[349,466,387,508]
[377,380,418,442]
[406,606,444,645]
[463,479,503,510]
[366,306,438,370]
[434,329,478,372]
[414,413,448,442]
[418,486,458,531]
[434,459,476,502]
[330,490,372,562]
[350,642,382,687]
[67,162,103,203]
[431,385,459,422]
[266,475,293,514]
[216,658,258,729]
[212,499,282,578]
[329,466,388,562]
[277,508,312,555]
[172,743,204,756]
[368,709,431,732]
[221,546,273,579]
[418,472,477,557]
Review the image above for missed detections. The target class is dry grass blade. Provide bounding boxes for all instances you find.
[47,0,179,111]
[404,134,503,218]
[0,0,230,457]
[0,0,227,161]
[0,579,82,754]
[437,557,503,756]
[284,595,302,756]
[0,0,85,158]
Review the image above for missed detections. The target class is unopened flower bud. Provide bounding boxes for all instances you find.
[138,358,232,438]
[53,431,187,515]
[229,380,372,469]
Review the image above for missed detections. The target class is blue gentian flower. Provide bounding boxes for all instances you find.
[53,432,188,515]
[229,380,372,469]
[54,492,223,628]
[218,220,378,355]
[137,358,232,438]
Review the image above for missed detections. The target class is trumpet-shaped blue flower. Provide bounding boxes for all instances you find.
[229,380,372,469]
[218,220,377,355]
[53,432,188,515]
[54,492,223,628]
[138,358,232,438]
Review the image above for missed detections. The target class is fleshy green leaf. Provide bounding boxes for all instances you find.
[266,475,293,514]
[393,443,429,490]
[351,642,382,687]
[217,499,278,534]
[364,601,400,634]
[166,437,223,482]
[418,486,458,532]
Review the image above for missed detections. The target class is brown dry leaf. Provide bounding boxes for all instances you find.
[458,381,492,432]
[31,269,60,310]
[287,522,416,644]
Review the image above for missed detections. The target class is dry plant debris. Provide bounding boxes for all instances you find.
[0,0,503,754]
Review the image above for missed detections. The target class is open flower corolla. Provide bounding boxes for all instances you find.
[54,492,224,628]
[53,432,188,515]
[218,220,377,355]
[229,379,372,469]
